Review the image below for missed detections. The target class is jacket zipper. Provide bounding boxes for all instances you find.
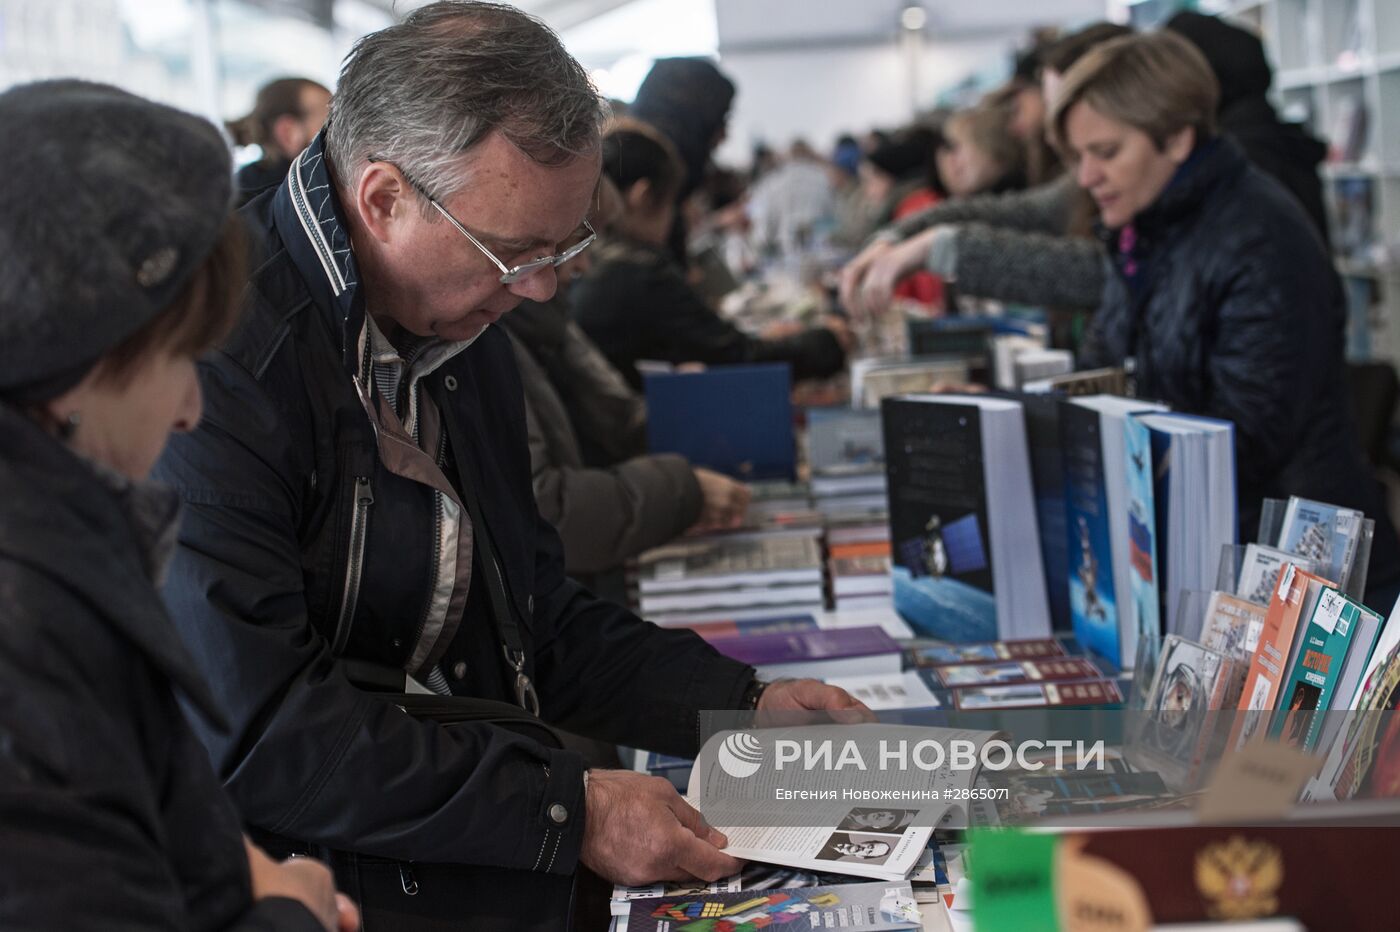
[407,495,444,665]
[407,428,451,666]
[332,476,374,655]
[398,862,419,896]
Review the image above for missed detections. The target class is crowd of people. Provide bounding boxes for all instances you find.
[0,1,1397,930]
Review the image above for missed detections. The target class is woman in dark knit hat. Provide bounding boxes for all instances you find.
[0,80,356,932]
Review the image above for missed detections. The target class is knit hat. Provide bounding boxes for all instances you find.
[0,80,234,400]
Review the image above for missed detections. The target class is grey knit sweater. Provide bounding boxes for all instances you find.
[880,174,1104,311]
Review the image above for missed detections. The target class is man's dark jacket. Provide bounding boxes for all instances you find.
[1081,138,1400,588]
[155,138,753,878]
[0,406,321,931]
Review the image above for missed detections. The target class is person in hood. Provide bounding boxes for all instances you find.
[1167,11,1330,246]
[630,57,737,263]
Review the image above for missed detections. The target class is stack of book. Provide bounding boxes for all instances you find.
[805,406,888,521]
[828,538,893,611]
[633,529,825,625]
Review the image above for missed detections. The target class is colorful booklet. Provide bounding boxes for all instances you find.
[1276,496,1365,591]
[1198,591,1268,708]
[686,614,819,639]
[1233,543,1295,606]
[1312,596,1400,800]
[1269,588,1380,751]
[626,882,922,931]
[707,625,902,680]
[1228,564,1333,751]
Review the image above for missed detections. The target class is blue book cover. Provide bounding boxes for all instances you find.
[1060,404,1120,663]
[883,398,998,642]
[1125,416,1160,667]
[644,363,794,480]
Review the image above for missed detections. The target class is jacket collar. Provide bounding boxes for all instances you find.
[272,131,369,380]
[1096,136,1247,245]
[0,405,226,726]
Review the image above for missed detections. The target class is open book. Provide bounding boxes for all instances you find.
[686,724,999,881]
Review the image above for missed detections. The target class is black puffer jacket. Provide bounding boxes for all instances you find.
[1081,138,1400,585]
[0,405,321,932]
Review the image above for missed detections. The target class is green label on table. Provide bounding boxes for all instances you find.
[970,829,1060,932]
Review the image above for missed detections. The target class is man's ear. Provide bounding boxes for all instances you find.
[354,162,415,244]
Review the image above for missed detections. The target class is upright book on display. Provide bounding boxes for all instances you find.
[882,395,1051,643]
[1129,411,1236,650]
[1269,588,1381,751]
[1060,396,1167,667]
[644,363,795,480]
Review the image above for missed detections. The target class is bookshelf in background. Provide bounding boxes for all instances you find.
[1203,0,1400,365]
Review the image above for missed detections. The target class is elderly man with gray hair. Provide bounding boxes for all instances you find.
[155,3,866,928]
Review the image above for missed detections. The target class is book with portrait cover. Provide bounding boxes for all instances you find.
[1136,635,1236,784]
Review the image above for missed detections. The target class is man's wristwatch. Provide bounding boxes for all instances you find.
[741,677,770,710]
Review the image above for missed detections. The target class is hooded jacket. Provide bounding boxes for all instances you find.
[1168,11,1330,246]
[0,405,321,932]
[631,57,735,202]
[1081,137,1400,589]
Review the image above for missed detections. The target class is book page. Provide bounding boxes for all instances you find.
[687,725,997,881]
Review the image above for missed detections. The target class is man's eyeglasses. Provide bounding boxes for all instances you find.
[429,198,596,285]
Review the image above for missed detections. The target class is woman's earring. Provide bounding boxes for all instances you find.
[58,411,81,441]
